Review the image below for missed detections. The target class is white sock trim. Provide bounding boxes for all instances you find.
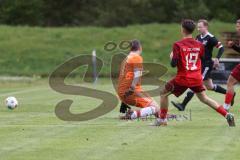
[223,103,230,111]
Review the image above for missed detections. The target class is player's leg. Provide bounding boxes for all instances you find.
[196,91,222,110]
[171,65,210,111]
[223,75,238,111]
[154,88,169,126]
[204,78,226,94]
[129,100,159,119]
[160,93,169,120]
[202,64,226,94]
[171,90,194,111]
[195,90,235,127]
[223,64,240,110]
[155,79,186,126]
[173,78,227,111]
[172,65,226,111]
[121,91,160,120]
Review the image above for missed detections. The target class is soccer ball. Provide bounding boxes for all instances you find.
[5,97,18,110]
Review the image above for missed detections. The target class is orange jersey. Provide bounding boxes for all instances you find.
[117,53,143,96]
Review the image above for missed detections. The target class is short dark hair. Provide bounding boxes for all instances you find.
[237,19,240,24]
[182,19,196,34]
[198,19,208,27]
[130,39,141,51]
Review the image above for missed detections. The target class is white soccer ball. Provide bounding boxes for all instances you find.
[5,97,18,110]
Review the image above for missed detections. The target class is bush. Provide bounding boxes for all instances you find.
[0,0,238,26]
[0,0,44,25]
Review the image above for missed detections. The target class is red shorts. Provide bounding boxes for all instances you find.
[165,78,205,97]
[231,64,240,82]
[119,91,153,108]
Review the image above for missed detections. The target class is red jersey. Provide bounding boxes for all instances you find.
[172,38,205,87]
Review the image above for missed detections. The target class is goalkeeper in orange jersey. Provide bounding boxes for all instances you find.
[117,40,159,119]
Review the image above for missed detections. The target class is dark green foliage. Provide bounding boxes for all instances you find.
[0,0,44,25]
[0,0,239,27]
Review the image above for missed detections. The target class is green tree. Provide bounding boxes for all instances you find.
[0,0,43,25]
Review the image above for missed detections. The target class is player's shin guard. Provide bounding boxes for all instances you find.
[223,91,234,111]
[213,85,227,94]
[182,91,194,108]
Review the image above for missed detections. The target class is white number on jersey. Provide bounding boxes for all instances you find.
[185,53,198,71]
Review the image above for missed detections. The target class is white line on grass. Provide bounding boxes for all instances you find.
[0,87,49,97]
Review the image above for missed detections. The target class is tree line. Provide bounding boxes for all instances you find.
[0,0,239,27]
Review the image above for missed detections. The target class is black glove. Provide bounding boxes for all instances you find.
[120,102,131,113]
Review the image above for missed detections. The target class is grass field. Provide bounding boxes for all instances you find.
[0,21,236,76]
[0,79,239,160]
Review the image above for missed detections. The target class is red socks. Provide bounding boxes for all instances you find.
[216,106,228,117]
[159,108,168,119]
[136,110,141,118]
[225,92,234,105]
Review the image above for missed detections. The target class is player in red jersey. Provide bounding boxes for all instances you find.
[155,19,235,127]
[223,19,240,111]
[171,19,229,111]
[117,40,159,120]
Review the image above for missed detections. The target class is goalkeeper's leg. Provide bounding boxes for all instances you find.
[129,100,159,119]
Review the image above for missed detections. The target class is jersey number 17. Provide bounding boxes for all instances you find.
[185,53,199,71]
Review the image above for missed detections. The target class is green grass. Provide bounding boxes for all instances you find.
[0,21,236,76]
[0,79,240,160]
